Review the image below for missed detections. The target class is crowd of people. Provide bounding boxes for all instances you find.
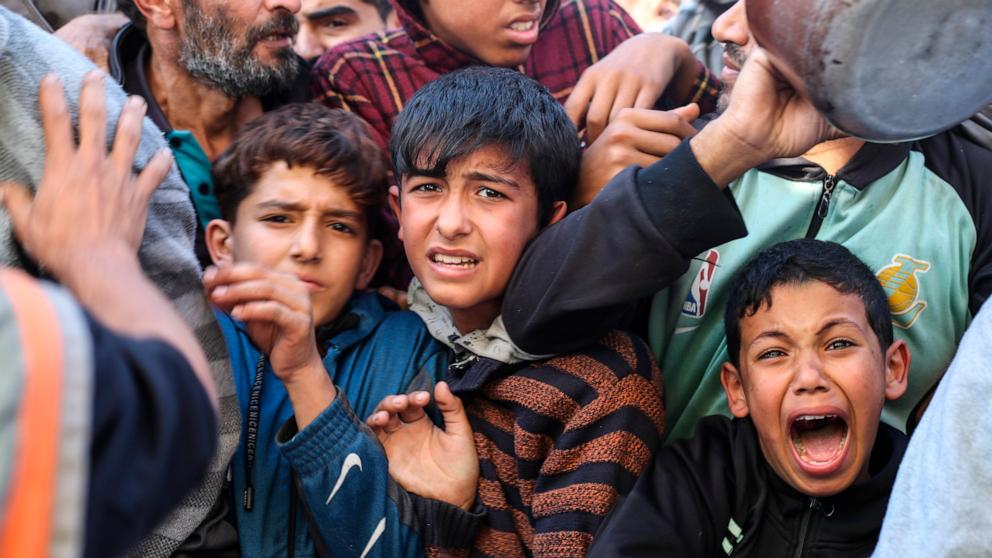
[0,0,989,557]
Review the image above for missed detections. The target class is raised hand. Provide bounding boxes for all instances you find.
[565,33,699,144]
[691,48,843,188]
[204,263,335,427]
[576,104,699,207]
[367,382,479,510]
[1,71,172,283]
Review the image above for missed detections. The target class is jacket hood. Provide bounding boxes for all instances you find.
[316,291,392,354]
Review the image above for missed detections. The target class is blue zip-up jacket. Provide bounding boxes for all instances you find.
[217,292,474,557]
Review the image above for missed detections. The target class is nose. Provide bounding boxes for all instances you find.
[291,219,322,263]
[791,351,831,396]
[712,0,749,47]
[434,194,472,240]
[294,24,324,60]
[267,0,302,15]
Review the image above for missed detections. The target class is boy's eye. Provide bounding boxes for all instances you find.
[262,214,291,224]
[318,17,350,31]
[827,339,855,351]
[477,186,506,200]
[757,349,786,360]
[329,222,355,234]
[410,182,442,194]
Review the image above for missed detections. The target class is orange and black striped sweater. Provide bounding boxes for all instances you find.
[435,330,665,558]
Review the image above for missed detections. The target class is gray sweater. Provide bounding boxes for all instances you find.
[0,8,239,556]
[873,300,992,557]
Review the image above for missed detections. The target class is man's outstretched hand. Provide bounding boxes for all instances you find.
[0,71,172,283]
[367,382,479,510]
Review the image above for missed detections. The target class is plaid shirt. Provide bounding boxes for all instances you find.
[312,0,720,149]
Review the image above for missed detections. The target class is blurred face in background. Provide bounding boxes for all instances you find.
[293,0,396,61]
[615,0,680,32]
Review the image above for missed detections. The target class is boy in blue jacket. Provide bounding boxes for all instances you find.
[201,103,469,557]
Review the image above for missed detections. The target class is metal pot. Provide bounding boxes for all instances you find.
[747,0,992,142]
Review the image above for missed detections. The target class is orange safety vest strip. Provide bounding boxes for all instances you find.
[0,270,65,558]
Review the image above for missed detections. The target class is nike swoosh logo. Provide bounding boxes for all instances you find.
[326,453,363,505]
[360,518,386,558]
[674,326,699,334]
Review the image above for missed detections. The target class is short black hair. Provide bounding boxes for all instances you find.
[389,66,580,226]
[360,0,393,22]
[724,239,893,368]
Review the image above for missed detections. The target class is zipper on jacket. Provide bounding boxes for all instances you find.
[792,497,816,558]
[804,175,837,238]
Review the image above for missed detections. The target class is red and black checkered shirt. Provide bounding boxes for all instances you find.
[311,0,721,150]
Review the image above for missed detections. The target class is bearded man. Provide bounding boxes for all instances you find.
[112,0,308,253]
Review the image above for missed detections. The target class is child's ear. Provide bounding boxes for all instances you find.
[721,362,751,418]
[205,219,235,267]
[388,185,403,242]
[133,0,177,29]
[547,201,568,226]
[883,339,911,401]
[356,239,383,290]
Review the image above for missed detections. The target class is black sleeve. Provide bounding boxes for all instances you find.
[588,416,742,558]
[83,313,217,558]
[917,130,992,314]
[502,140,748,355]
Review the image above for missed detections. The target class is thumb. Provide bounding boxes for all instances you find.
[435,381,472,439]
[0,181,35,243]
[672,103,700,124]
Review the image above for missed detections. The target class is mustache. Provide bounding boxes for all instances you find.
[246,10,300,47]
[723,42,747,68]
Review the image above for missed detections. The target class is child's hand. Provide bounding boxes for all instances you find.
[576,104,699,207]
[205,263,336,428]
[204,263,323,383]
[565,33,696,143]
[367,382,479,510]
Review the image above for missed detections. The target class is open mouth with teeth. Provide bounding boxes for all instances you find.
[789,414,849,472]
[509,20,536,32]
[431,253,479,268]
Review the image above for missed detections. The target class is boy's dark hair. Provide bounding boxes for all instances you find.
[389,66,580,226]
[212,103,386,228]
[117,0,146,29]
[363,0,394,22]
[724,239,894,368]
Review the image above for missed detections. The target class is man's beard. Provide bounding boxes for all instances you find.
[717,42,748,113]
[178,0,301,98]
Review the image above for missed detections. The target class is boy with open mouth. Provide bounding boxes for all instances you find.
[590,239,911,557]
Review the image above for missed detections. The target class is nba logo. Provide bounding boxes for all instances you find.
[682,250,720,318]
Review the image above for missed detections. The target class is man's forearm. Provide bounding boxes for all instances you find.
[62,243,217,412]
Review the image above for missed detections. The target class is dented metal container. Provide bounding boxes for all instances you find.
[747,0,992,142]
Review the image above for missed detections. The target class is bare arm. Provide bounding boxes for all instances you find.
[0,71,216,411]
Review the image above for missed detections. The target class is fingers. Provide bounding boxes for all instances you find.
[564,75,596,129]
[607,84,640,131]
[621,107,699,138]
[228,300,307,330]
[434,382,473,439]
[132,149,173,211]
[672,103,701,124]
[77,72,107,160]
[585,78,620,144]
[109,96,148,176]
[207,277,310,318]
[38,75,74,171]
[0,181,34,246]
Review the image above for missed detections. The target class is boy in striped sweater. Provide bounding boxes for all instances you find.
[366,66,667,557]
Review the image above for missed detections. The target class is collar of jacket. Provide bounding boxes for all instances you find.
[109,22,312,132]
[758,141,913,191]
[390,0,562,74]
[762,420,908,534]
[406,278,552,365]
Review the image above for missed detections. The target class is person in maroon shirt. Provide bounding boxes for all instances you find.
[312,0,721,207]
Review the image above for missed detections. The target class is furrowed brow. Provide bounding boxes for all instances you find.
[307,5,356,21]
[256,200,307,212]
